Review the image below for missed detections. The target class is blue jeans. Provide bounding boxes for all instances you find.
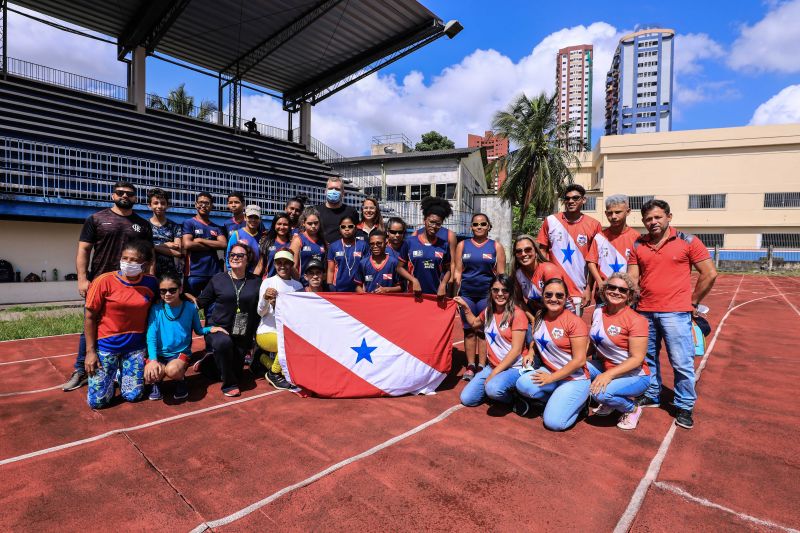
[460,366,520,406]
[87,348,146,409]
[515,368,590,431]
[588,360,649,413]
[640,311,696,410]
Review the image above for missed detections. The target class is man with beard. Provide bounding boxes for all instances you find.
[62,181,153,391]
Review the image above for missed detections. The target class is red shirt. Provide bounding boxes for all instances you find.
[629,227,710,312]
[85,272,157,352]
[535,310,589,380]
[586,226,641,280]
[536,213,602,297]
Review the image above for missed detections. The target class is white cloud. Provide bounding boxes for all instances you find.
[749,84,800,125]
[244,23,624,155]
[674,33,724,75]
[729,0,800,73]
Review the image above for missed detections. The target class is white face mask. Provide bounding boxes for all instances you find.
[119,260,143,277]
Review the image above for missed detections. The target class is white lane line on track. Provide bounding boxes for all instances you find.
[0,385,63,398]
[0,352,77,366]
[189,404,465,533]
[0,390,286,466]
[614,276,751,533]
[766,277,800,317]
[0,332,78,344]
[653,481,800,533]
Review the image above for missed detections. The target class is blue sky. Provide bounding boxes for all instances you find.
[8,0,800,155]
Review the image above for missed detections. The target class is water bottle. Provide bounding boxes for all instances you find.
[41,270,47,282]
[53,268,59,281]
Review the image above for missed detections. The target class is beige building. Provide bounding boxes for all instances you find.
[570,123,800,249]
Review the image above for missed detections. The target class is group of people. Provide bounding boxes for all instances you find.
[62,177,718,433]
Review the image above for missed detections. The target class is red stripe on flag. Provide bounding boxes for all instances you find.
[318,293,454,373]
[283,325,386,398]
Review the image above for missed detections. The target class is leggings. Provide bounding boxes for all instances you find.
[87,348,146,409]
[201,332,249,392]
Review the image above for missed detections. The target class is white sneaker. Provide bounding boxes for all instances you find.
[592,404,615,416]
[617,406,643,430]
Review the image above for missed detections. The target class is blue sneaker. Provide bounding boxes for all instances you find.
[148,384,162,401]
[173,380,188,401]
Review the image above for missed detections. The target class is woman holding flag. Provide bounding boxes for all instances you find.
[455,274,528,407]
[327,215,368,291]
[453,213,506,381]
[515,277,590,431]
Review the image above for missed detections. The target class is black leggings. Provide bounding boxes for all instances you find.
[202,332,248,391]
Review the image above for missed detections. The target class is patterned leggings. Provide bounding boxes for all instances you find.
[87,348,146,409]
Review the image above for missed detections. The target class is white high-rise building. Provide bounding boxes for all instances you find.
[556,44,593,151]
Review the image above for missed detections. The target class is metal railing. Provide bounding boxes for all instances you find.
[6,56,128,101]
[0,136,366,216]
[381,201,474,235]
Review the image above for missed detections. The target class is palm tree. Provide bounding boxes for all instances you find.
[148,83,217,122]
[488,92,580,230]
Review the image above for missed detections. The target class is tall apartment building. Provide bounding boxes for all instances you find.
[556,44,593,151]
[605,28,674,135]
[468,130,509,189]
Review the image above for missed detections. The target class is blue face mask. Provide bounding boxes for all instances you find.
[326,189,342,203]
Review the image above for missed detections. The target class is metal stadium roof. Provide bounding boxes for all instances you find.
[12,0,457,109]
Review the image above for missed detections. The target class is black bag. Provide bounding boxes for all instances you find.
[23,272,42,282]
[0,260,13,283]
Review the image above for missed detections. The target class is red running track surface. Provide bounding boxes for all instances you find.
[0,274,798,532]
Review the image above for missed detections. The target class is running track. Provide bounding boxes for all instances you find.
[1,274,798,532]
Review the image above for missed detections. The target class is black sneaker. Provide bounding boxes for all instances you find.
[675,408,694,429]
[265,370,295,391]
[62,370,87,391]
[173,380,188,401]
[637,395,661,408]
[512,395,531,417]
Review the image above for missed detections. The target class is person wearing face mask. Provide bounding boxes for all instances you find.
[63,181,154,393]
[314,176,359,244]
[83,239,158,408]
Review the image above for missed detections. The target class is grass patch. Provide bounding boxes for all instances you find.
[0,311,84,341]
[718,269,800,277]
[3,304,79,313]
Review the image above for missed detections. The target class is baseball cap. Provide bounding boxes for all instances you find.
[245,204,261,217]
[304,259,324,272]
[274,250,294,263]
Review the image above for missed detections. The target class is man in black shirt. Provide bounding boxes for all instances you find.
[315,176,359,244]
[62,181,153,392]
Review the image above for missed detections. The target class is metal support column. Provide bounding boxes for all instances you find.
[1,0,7,78]
[287,111,293,142]
[130,46,146,112]
[299,101,311,147]
[217,74,224,126]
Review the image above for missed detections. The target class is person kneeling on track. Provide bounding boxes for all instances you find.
[587,272,650,430]
[194,242,261,398]
[455,274,528,409]
[144,271,227,401]
[515,278,590,431]
[84,239,158,409]
[256,250,302,391]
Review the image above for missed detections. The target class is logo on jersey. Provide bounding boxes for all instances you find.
[462,253,471,259]
[382,273,393,280]
[412,250,424,258]
[577,234,588,246]
[607,325,621,336]
[365,275,373,282]
[551,328,564,339]
[194,229,203,235]
[434,251,444,259]
[625,248,631,259]
[131,224,142,232]
[354,252,362,258]
[210,230,219,237]
[482,253,493,260]
[335,251,344,257]
[303,246,311,252]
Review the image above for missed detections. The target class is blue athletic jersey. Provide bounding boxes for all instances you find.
[387,241,408,262]
[327,239,368,292]
[403,234,450,295]
[182,217,224,277]
[460,238,497,297]
[297,232,326,275]
[263,237,291,278]
[226,228,262,272]
[354,255,400,293]
[225,217,265,237]
[413,226,451,243]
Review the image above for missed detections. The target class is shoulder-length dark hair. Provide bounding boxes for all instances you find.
[485,273,518,329]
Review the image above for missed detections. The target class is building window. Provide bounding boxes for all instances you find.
[764,192,800,208]
[435,183,456,200]
[409,184,431,201]
[583,196,597,211]
[628,195,655,210]
[694,233,724,248]
[761,233,800,249]
[363,186,382,200]
[688,194,726,209]
[386,185,406,201]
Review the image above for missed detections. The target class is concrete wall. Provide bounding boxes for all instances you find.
[473,194,513,261]
[0,220,82,279]
[0,281,80,304]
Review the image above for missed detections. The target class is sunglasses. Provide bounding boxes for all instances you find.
[114,190,136,197]
[544,291,566,300]
[472,222,488,227]
[564,195,583,202]
[369,242,384,247]
[491,287,509,295]
[426,220,443,227]
[229,253,246,260]
[196,201,212,206]
[340,224,355,229]
[606,284,630,295]
[387,230,404,235]
[515,246,534,255]
[159,287,179,295]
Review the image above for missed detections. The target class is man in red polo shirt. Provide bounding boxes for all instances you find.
[537,184,602,315]
[628,199,717,430]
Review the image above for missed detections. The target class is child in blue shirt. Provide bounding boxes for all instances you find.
[144,272,226,401]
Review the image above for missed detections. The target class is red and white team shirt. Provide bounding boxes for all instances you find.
[515,262,563,303]
[537,213,602,297]
[586,227,640,280]
[533,310,589,380]
[589,306,650,378]
[482,307,529,368]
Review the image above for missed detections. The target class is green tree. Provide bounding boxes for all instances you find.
[148,83,217,122]
[488,92,579,231]
[414,130,455,151]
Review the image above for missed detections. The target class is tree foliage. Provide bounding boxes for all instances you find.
[148,83,218,122]
[487,92,579,231]
[414,130,456,152]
